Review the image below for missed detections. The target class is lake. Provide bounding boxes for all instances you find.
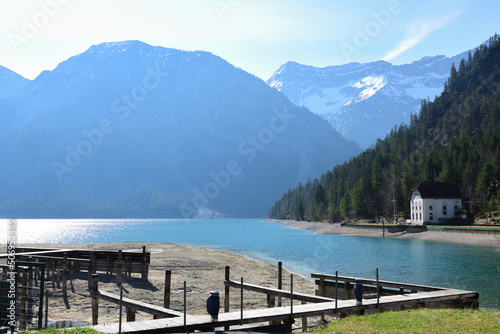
[1,218,499,310]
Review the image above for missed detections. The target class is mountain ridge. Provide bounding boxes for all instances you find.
[267,50,470,148]
[0,40,361,218]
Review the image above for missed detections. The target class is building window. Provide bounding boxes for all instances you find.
[412,213,414,220]
[419,213,422,220]
[429,213,433,220]
[443,205,447,216]
[429,205,433,210]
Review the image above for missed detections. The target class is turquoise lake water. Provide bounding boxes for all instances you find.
[2,218,499,310]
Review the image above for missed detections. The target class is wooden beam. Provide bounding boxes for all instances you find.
[91,290,188,319]
[0,249,75,258]
[15,254,90,263]
[311,273,444,292]
[224,280,334,303]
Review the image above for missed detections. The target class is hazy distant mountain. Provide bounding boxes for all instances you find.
[0,65,29,134]
[0,41,360,218]
[0,65,28,98]
[267,52,469,148]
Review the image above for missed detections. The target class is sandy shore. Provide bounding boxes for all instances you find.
[2,242,320,330]
[267,219,500,247]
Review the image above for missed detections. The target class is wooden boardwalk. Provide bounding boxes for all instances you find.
[92,288,478,333]
[92,290,190,319]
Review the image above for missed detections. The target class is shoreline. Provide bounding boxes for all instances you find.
[265,219,500,248]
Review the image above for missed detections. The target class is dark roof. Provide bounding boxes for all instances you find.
[410,182,463,199]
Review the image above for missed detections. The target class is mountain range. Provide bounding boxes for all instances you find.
[0,41,360,218]
[267,51,469,148]
[269,36,500,222]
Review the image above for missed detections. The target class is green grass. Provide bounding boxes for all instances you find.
[312,308,500,333]
[19,328,104,334]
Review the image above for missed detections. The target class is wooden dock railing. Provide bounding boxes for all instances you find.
[0,246,151,292]
[311,273,445,301]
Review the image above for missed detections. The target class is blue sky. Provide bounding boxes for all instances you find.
[0,0,498,80]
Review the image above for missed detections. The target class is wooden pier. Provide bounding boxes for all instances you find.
[0,246,151,289]
[92,287,478,333]
[89,269,479,334]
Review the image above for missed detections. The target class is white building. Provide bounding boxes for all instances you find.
[409,182,463,225]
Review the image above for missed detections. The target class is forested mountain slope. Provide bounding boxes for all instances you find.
[270,35,500,222]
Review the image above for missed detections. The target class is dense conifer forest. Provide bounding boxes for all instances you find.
[269,35,500,222]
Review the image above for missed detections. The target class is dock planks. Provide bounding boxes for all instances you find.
[92,288,478,333]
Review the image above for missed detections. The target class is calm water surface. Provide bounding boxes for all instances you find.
[1,218,499,309]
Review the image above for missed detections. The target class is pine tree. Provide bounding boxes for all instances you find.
[448,63,458,90]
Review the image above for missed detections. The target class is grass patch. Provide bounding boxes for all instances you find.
[313,308,500,333]
[19,328,104,334]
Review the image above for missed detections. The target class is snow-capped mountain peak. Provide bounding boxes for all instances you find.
[267,50,469,148]
[351,75,387,102]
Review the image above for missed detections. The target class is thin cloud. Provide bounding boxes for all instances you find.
[382,11,462,62]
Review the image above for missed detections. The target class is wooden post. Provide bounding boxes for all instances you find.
[92,252,97,273]
[290,274,293,324]
[335,271,338,314]
[20,270,28,331]
[301,300,307,332]
[109,254,115,276]
[88,252,94,289]
[51,261,56,288]
[70,260,74,282]
[91,273,99,326]
[116,250,122,285]
[376,268,380,309]
[141,246,148,280]
[126,256,132,276]
[126,307,136,322]
[267,294,276,325]
[107,254,112,275]
[240,277,243,325]
[224,266,230,312]
[319,276,325,296]
[267,294,275,308]
[164,270,171,309]
[319,276,325,321]
[56,260,61,285]
[224,265,230,331]
[62,253,68,292]
[34,258,40,282]
[278,262,282,307]
[28,266,33,291]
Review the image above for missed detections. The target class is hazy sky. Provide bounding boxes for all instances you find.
[0,0,498,80]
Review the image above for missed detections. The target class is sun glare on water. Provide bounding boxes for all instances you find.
[0,219,121,244]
